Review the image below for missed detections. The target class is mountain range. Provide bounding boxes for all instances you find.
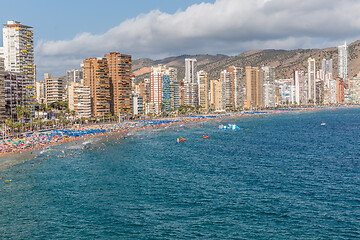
[133,40,360,83]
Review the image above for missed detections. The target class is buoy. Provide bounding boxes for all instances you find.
[203,135,209,139]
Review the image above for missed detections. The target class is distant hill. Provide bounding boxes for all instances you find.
[133,54,229,82]
[133,40,360,83]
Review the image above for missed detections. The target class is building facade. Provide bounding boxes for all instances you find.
[83,57,111,117]
[68,82,91,118]
[245,66,263,108]
[4,72,26,120]
[197,70,209,111]
[307,58,316,103]
[349,77,360,103]
[0,58,5,121]
[2,21,35,115]
[338,42,349,83]
[35,81,45,104]
[44,73,66,104]
[104,52,132,116]
[184,58,198,106]
[262,67,276,107]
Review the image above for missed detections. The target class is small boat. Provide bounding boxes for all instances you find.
[177,137,186,143]
[203,135,209,139]
[321,122,326,126]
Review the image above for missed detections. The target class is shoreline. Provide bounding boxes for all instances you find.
[0,105,357,161]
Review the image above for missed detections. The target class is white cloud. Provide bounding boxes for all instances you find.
[35,0,360,77]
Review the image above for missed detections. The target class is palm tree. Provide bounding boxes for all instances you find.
[16,105,26,133]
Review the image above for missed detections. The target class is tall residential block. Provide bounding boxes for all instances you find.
[184,58,198,106]
[197,70,209,111]
[336,77,345,104]
[150,65,177,114]
[245,66,263,108]
[321,58,333,86]
[3,21,35,114]
[104,52,132,116]
[349,77,360,104]
[228,66,244,108]
[220,70,233,108]
[4,72,26,120]
[44,73,66,104]
[83,57,110,117]
[210,80,223,111]
[307,58,316,103]
[0,58,5,121]
[68,82,91,118]
[262,67,276,107]
[35,81,45,104]
[294,69,306,105]
[338,42,349,83]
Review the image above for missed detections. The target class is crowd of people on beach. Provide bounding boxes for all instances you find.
[1,105,352,157]
[0,115,230,156]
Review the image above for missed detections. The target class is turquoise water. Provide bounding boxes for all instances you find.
[0,109,359,239]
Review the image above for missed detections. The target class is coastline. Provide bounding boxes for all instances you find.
[0,105,357,162]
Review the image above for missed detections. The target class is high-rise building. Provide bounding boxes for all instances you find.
[68,82,91,118]
[4,72,26,120]
[132,93,144,115]
[228,66,244,108]
[184,58,198,106]
[0,58,5,121]
[197,70,209,111]
[210,79,223,111]
[44,73,66,104]
[83,57,110,117]
[294,69,306,105]
[104,52,132,116]
[336,77,345,104]
[66,68,83,84]
[220,70,233,108]
[65,68,83,101]
[2,21,35,115]
[245,66,263,108]
[276,79,296,105]
[262,67,276,107]
[35,81,45,104]
[338,42,349,83]
[307,58,316,103]
[349,77,360,104]
[321,58,333,86]
[150,65,177,114]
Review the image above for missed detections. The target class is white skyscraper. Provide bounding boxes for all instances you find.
[321,58,333,87]
[2,21,35,114]
[307,58,316,103]
[338,42,349,83]
[184,58,198,106]
[294,69,306,105]
[262,67,276,107]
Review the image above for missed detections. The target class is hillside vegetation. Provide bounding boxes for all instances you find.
[133,40,360,83]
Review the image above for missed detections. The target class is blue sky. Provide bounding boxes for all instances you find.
[1,0,360,79]
[0,0,211,45]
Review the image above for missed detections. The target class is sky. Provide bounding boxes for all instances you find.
[1,0,360,80]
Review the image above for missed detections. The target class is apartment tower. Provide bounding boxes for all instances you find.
[307,58,316,103]
[184,58,198,106]
[44,73,66,104]
[83,57,110,117]
[2,21,35,114]
[197,70,209,111]
[245,66,263,108]
[104,52,132,116]
[338,42,349,83]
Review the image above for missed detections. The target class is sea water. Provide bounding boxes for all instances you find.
[0,108,359,239]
